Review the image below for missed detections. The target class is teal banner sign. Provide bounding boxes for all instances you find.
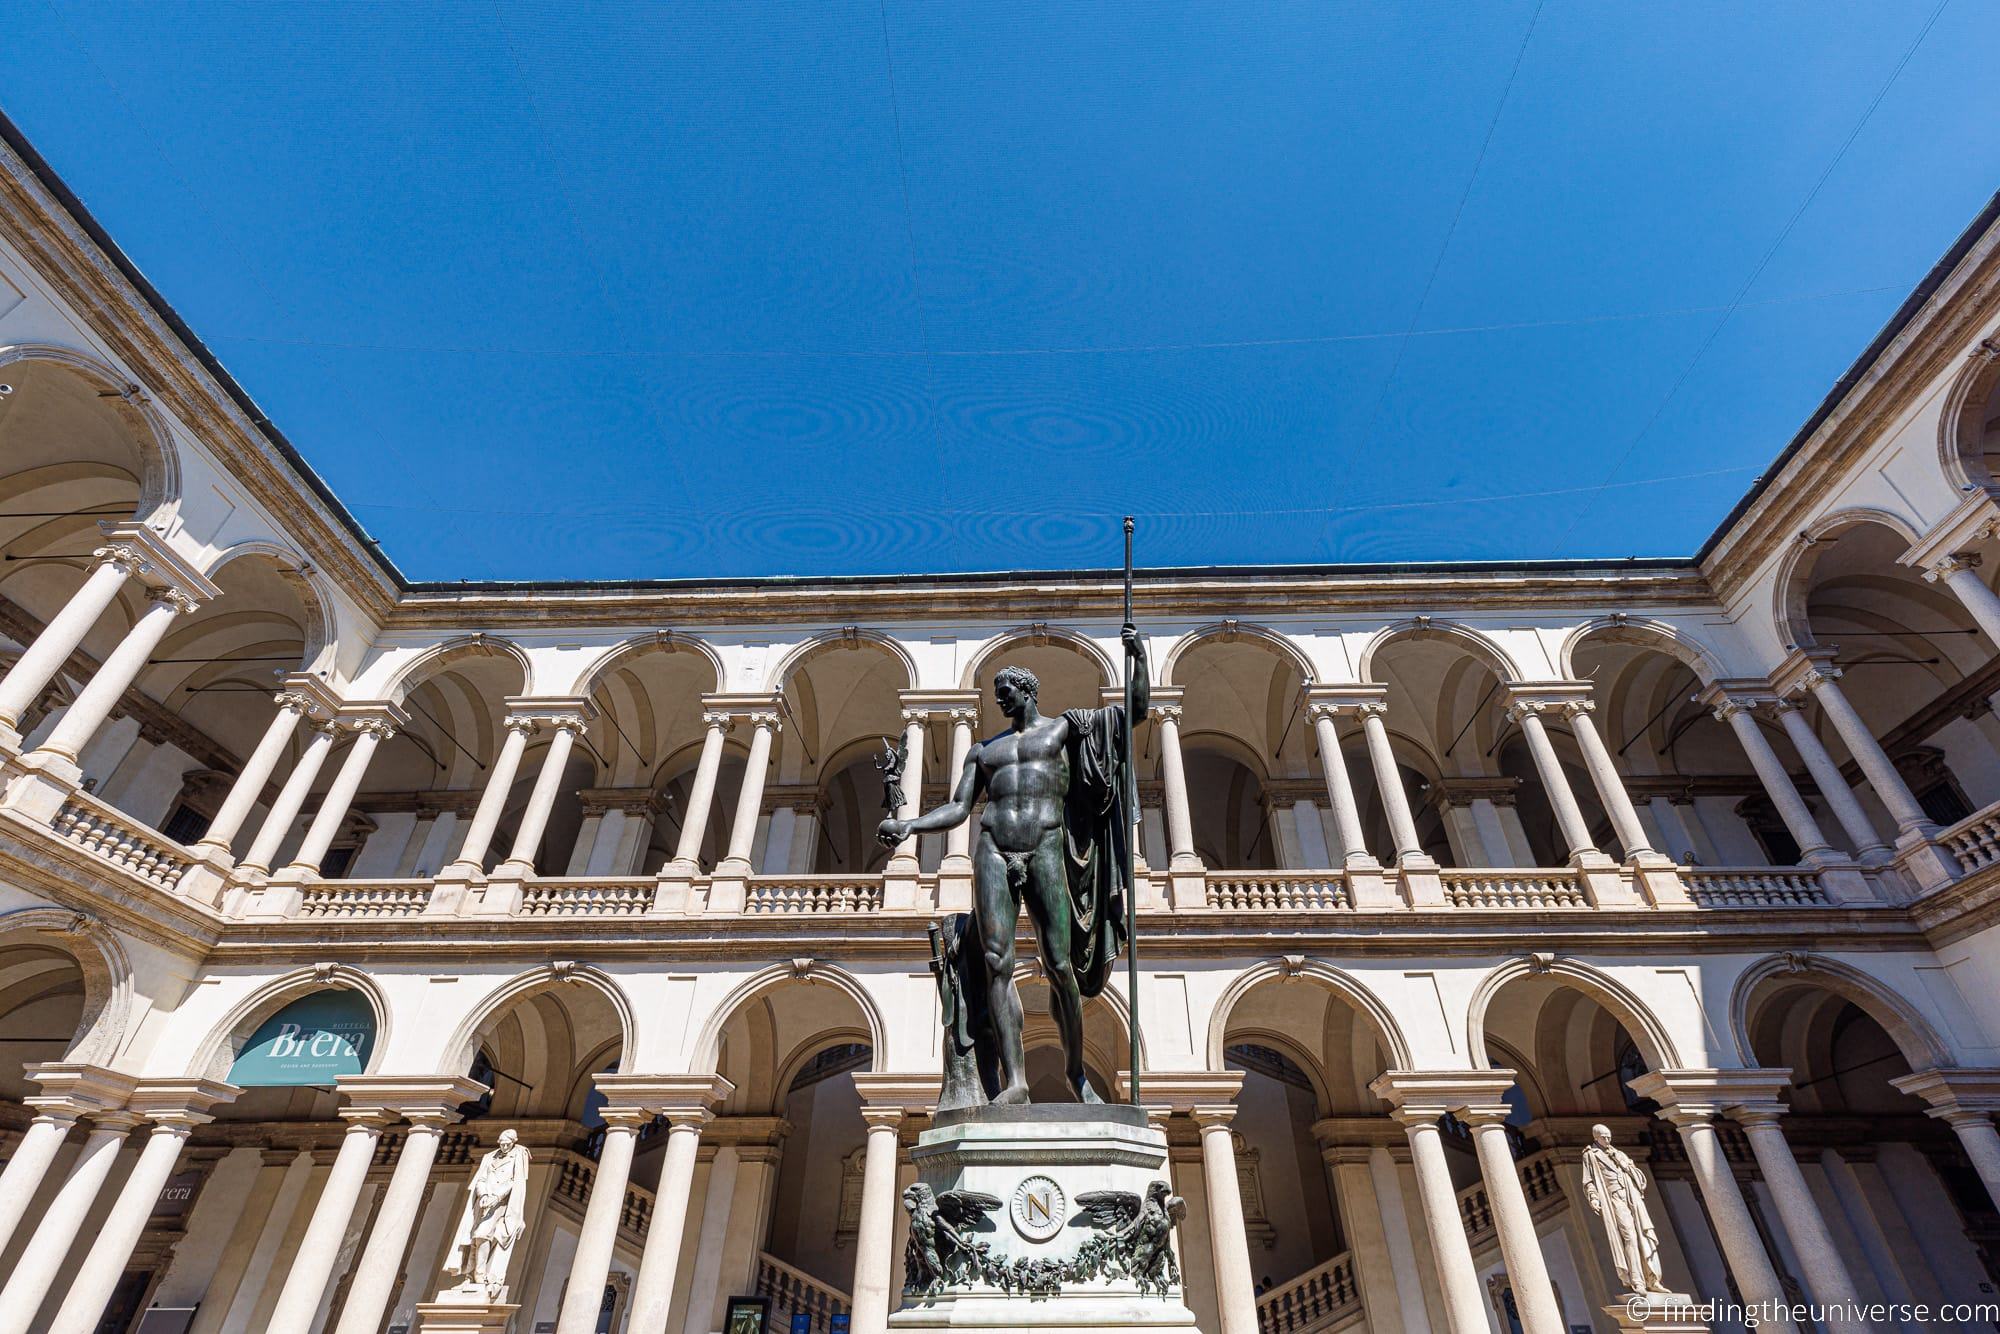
[228,990,374,1087]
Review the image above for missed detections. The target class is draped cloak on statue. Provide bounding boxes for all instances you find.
[448,1141,531,1280]
[1061,705,1133,999]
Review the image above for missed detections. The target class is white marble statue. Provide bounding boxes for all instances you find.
[444,1128,531,1300]
[1582,1123,1670,1295]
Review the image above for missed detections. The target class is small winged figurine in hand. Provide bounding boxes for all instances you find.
[902,1183,1002,1295]
[1076,1181,1187,1295]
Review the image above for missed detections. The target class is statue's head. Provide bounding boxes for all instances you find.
[903,1182,933,1211]
[497,1128,519,1152]
[992,665,1039,716]
[1590,1123,1612,1146]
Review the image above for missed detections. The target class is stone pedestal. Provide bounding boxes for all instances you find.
[415,1297,519,1333]
[891,1106,1200,1334]
[1607,1294,1710,1332]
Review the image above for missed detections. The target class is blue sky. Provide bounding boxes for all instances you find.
[4,2,1997,581]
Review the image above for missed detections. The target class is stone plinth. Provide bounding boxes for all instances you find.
[891,1105,1200,1334]
[1608,1294,1710,1332]
[415,1297,519,1333]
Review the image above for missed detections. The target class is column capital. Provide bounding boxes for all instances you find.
[577,786,666,817]
[851,1072,942,1118]
[1769,647,1842,699]
[96,521,223,601]
[1367,1069,1518,1121]
[1890,1067,2000,1117]
[1431,776,1523,808]
[23,1062,139,1118]
[124,1076,238,1128]
[274,673,344,722]
[332,1074,489,1124]
[1922,550,1983,581]
[1502,680,1593,716]
[503,695,596,729]
[1119,1069,1242,1116]
[334,700,410,739]
[1303,685,1386,720]
[699,707,737,731]
[592,1072,734,1123]
[1309,1116,1407,1152]
[897,689,981,717]
[704,693,785,728]
[1627,1067,1793,1122]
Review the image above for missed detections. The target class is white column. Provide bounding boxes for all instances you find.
[1925,554,2000,646]
[48,1113,210,1334]
[850,1107,903,1334]
[263,1113,388,1334]
[1713,699,1836,862]
[281,719,393,877]
[1656,1109,1798,1334]
[1507,700,1596,858]
[0,1113,142,1333]
[444,715,535,875]
[887,706,929,871]
[1797,666,1933,838]
[1359,703,1425,863]
[498,713,585,877]
[1888,1072,2000,1208]
[554,1114,641,1334]
[1195,1107,1260,1334]
[1154,703,1200,870]
[669,710,733,873]
[1772,701,1891,859]
[330,1109,459,1334]
[1563,700,1654,858]
[0,548,141,730]
[0,1108,78,1254]
[717,710,779,876]
[628,1110,710,1334]
[36,587,194,762]
[941,709,977,872]
[1310,705,1375,866]
[1460,1106,1564,1334]
[1729,1102,1868,1332]
[238,720,340,874]
[1389,1110,1488,1334]
[195,692,313,856]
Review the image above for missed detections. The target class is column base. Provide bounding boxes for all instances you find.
[707,874,748,914]
[416,1297,520,1334]
[1167,870,1207,910]
[1607,1294,1709,1332]
[1572,848,1641,906]
[471,872,525,916]
[1893,830,1960,896]
[244,880,304,918]
[650,874,696,914]
[1396,853,1443,907]
[0,750,80,824]
[425,872,479,916]
[1628,853,1691,908]
[176,843,236,907]
[1345,862,1400,909]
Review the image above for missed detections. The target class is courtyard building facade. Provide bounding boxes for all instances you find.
[6,118,2000,1334]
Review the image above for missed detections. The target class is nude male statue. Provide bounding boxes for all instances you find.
[880,624,1147,1105]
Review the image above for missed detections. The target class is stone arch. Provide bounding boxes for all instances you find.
[1356,618,1523,684]
[1465,956,1684,1072]
[1773,508,1925,652]
[442,963,637,1076]
[0,342,181,517]
[1729,952,1954,1072]
[1559,616,1725,687]
[202,538,338,672]
[572,631,726,700]
[1937,336,2000,493]
[765,629,918,694]
[0,907,133,1067]
[770,1027,876,1098]
[1206,958,1413,1071]
[1220,1026,1337,1118]
[961,625,1117,691]
[1160,621,1316,689]
[189,963,392,1081]
[381,633,535,703]
[690,962,889,1075]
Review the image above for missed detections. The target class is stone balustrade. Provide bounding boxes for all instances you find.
[1206,871,1351,912]
[519,878,652,916]
[1940,804,2000,872]
[297,879,432,918]
[51,790,192,889]
[1253,1250,1360,1334]
[1681,867,1833,907]
[1440,868,1589,909]
[755,1249,851,1334]
[744,875,885,914]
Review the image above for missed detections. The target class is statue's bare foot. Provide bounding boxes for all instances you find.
[1077,1079,1105,1104]
[993,1083,1031,1105]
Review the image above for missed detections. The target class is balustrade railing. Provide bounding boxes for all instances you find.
[745,876,884,914]
[1440,869,1588,909]
[755,1251,851,1334]
[519,878,651,916]
[1255,1251,1361,1334]
[1207,871,1351,911]
[1940,801,2000,872]
[51,791,191,890]
[298,879,432,918]
[1681,868,1831,908]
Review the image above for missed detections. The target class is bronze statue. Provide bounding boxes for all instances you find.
[881,625,1147,1104]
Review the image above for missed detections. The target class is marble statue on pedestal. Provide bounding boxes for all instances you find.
[444,1129,530,1300]
[1583,1123,1670,1295]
